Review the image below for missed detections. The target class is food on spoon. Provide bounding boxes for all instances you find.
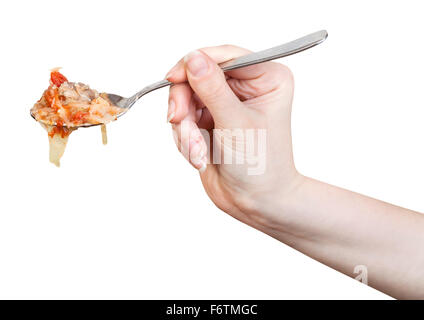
[31,69,122,166]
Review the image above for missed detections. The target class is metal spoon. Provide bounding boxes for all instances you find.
[31,30,328,128]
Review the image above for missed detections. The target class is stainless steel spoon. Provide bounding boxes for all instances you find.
[31,30,328,128]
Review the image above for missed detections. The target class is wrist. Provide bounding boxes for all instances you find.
[237,171,309,235]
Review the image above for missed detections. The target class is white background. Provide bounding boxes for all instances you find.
[1,0,423,299]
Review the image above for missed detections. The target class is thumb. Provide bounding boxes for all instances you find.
[184,50,244,127]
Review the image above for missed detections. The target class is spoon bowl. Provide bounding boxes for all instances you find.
[31,30,328,129]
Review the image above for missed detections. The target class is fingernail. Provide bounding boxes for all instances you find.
[184,50,209,77]
[165,67,176,80]
[190,143,203,165]
[167,99,175,122]
[190,142,207,172]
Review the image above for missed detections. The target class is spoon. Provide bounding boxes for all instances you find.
[31,30,328,128]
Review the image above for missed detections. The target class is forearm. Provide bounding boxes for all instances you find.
[259,176,424,299]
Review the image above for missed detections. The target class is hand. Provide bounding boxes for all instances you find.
[166,45,424,299]
[166,46,301,230]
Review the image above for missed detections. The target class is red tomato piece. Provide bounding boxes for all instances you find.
[50,71,68,87]
[70,111,88,123]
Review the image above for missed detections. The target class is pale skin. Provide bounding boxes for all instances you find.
[165,46,424,299]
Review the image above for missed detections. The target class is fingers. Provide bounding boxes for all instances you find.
[172,119,208,173]
[184,50,244,127]
[165,44,293,173]
[167,83,192,123]
[225,61,280,80]
[165,44,287,83]
[170,94,208,172]
[166,45,251,83]
[165,45,250,125]
[224,64,290,102]
[166,44,293,118]
[168,81,213,173]
[168,83,214,127]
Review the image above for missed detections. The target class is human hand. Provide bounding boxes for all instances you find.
[166,46,424,299]
[166,46,301,230]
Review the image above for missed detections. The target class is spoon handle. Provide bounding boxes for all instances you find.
[219,30,327,71]
[135,30,327,99]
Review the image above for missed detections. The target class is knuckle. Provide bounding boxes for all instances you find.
[201,76,227,102]
[262,63,294,91]
[273,63,294,83]
[218,44,235,51]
